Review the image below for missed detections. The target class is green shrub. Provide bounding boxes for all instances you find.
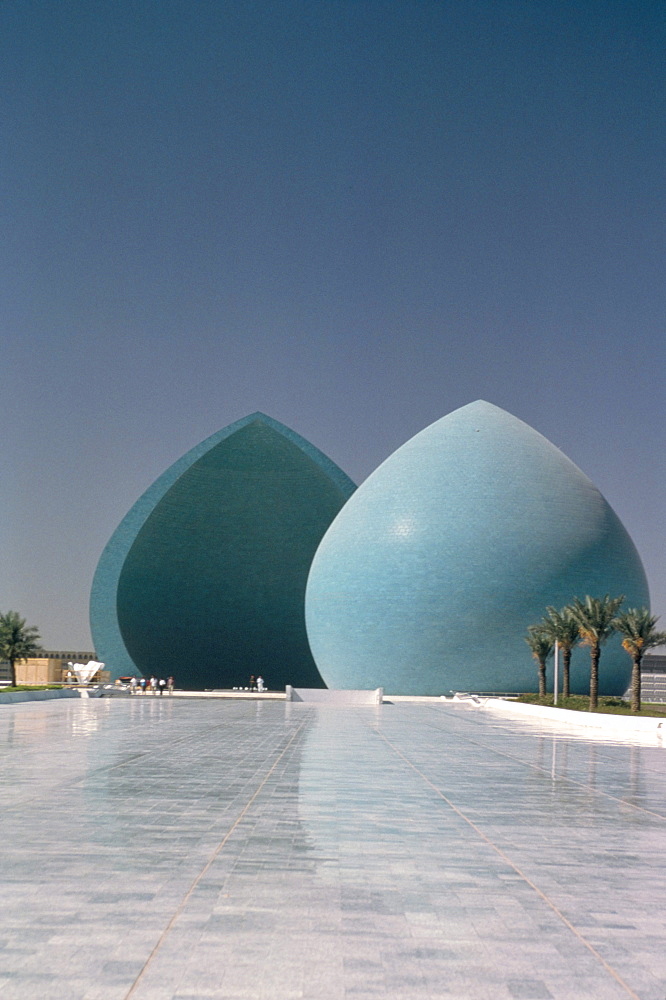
[2,684,63,693]
[516,693,666,716]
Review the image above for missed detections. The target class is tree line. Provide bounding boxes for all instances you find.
[525,595,666,713]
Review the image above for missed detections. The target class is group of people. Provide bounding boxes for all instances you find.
[233,675,266,692]
[126,675,266,694]
[129,676,174,696]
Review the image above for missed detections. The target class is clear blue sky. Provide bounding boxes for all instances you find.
[3,1,664,650]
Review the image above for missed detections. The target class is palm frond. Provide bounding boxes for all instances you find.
[613,608,666,655]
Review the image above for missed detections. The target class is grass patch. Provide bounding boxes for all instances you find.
[516,693,666,717]
[1,684,64,693]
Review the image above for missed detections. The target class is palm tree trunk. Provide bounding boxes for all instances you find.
[563,649,571,699]
[9,658,16,688]
[538,659,546,697]
[630,653,642,713]
[589,645,600,711]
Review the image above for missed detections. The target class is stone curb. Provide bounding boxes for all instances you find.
[0,689,81,705]
[481,697,665,731]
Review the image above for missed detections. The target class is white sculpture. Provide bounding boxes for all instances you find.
[68,660,105,684]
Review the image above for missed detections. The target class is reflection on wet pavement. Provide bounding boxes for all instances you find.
[0,697,664,999]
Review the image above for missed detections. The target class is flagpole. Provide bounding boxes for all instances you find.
[554,640,559,706]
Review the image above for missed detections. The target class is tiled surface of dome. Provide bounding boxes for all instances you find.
[305,401,649,695]
[91,413,355,688]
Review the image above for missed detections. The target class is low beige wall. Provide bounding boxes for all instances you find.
[482,698,665,732]
[286,687,383,704]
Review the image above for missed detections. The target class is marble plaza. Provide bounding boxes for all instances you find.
[0,697,664,1000]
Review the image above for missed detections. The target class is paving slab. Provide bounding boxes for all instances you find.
[0,697,664,999]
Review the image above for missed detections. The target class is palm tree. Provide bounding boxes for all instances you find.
[612,608,666,713]
[569,595,624,711]
[525,627,553,697]
[0,611,42,687]
[539,606,580,699]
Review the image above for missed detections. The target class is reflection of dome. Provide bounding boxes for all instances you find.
[305,401,649,696]
[90,413,355,688]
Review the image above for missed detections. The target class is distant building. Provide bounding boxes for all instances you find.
[0,651,108,686]
[640,653,666,703]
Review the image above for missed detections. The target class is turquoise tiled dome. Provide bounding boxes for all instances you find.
[305,401,649,695]
[90,413,355,688]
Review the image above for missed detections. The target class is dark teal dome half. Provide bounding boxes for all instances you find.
[90,413,355,688]
[305,401,649,695]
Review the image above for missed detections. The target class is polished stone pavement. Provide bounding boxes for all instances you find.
[0,697,665,1000]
